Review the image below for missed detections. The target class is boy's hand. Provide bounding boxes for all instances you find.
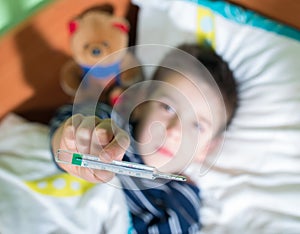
[52,114,130,183]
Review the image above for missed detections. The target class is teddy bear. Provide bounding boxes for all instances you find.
[60,4,143,105]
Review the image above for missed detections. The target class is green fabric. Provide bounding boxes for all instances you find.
[0,0,54,36]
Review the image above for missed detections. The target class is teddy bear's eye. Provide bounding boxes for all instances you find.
[91,47,101,56]
[102,41,109,47]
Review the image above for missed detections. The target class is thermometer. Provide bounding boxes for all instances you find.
[56,149,186,182]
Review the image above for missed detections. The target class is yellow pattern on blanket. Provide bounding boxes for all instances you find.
[25,173,96,197]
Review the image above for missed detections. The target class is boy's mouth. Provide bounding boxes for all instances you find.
[157,146,174,158]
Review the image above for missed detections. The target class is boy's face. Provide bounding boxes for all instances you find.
[135,73,225,173]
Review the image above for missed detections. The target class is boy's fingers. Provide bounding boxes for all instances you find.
[58,115,120,184]
[93,170,115,183]
[61,125,76,150]
[77,167,114,184]
[96,119,114,144]
[100,128,130,162]
[75,116,101,154]
[63,114,83,129]
[62,164,113,183]
[90,119,114,155]
[61,114,83,151]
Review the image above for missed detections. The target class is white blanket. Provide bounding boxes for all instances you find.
[0,114,131,234]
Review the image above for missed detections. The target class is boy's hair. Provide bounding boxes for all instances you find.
[152,43,238,128]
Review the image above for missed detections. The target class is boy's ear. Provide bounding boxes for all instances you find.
[194,136,222,163]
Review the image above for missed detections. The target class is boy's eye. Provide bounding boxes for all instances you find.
[161,103,175,114]
[193,122,203,132]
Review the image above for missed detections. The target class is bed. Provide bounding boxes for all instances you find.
[0,0,299,233]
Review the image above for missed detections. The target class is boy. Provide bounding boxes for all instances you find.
[50,43,237,233]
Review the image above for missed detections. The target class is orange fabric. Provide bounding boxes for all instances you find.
[0,0,130,123]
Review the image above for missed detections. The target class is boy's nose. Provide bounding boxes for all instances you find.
[166,116,181,138]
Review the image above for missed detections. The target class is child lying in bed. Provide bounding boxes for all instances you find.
[50,43,238,233]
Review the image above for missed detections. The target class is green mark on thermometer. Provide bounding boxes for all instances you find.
[72,153,83,166]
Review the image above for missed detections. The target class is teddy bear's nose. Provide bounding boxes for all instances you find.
[91,47,101,56]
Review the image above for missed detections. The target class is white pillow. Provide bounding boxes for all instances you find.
[133,0,300,233]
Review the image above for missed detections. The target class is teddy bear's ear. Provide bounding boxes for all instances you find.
[112,19,130,33]
[68,20,79,35]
